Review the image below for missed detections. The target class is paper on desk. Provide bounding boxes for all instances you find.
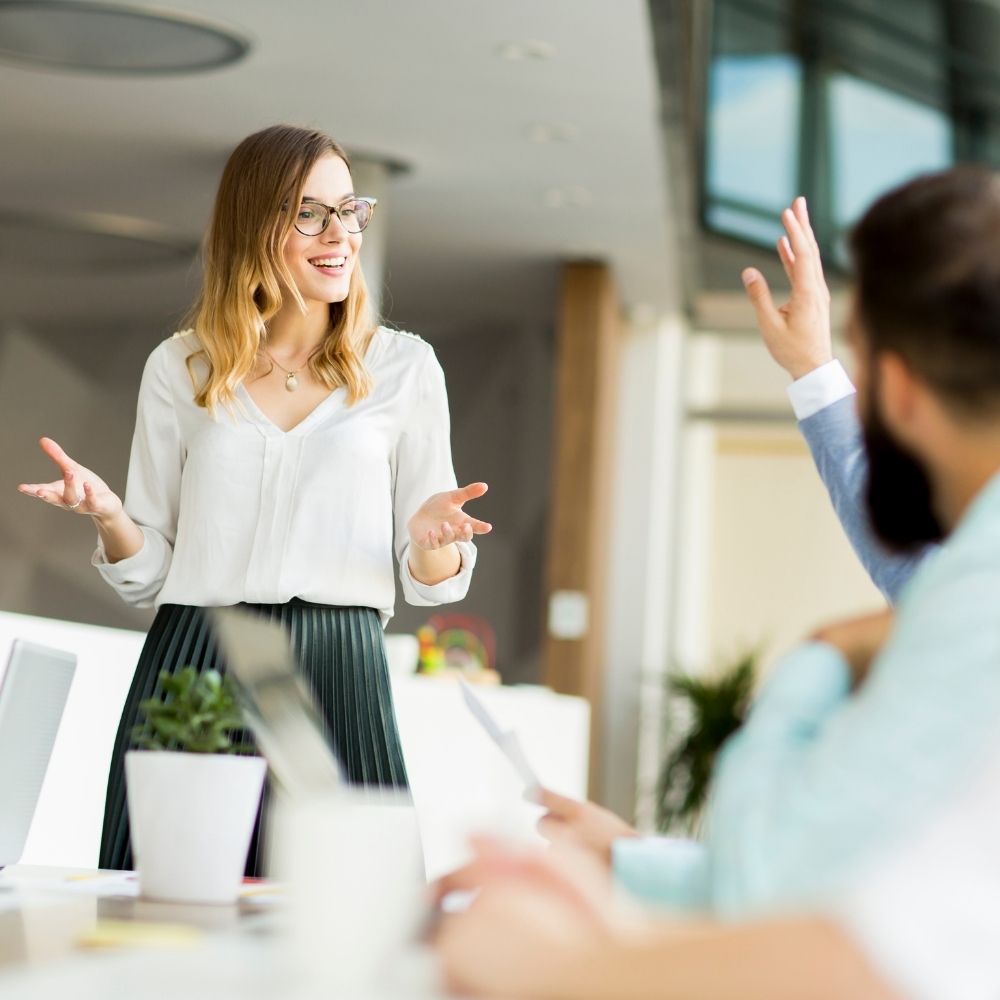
[459,679,541,794]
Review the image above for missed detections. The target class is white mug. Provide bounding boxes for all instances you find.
[271,789,427,993]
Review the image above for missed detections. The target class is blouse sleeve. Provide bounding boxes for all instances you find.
[91,343,184,607]
[392,345,476,606]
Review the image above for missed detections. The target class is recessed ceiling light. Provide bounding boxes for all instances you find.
[0,0,249,74]
[0,208,198,270]
[497,39,556,62]
[526,123,579,144]
[544,186,593,209]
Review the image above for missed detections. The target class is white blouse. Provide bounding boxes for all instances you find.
[93,327,476,624]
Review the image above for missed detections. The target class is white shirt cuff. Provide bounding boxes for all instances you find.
[91,529,168,607]
[787,360,856,421]
[400,540,477,606]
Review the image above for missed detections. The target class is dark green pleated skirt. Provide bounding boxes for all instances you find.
[99,600,409,877]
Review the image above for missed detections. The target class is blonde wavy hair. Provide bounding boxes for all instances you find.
[184,124,376,412]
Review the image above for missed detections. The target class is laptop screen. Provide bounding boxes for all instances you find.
[0,640,76,866]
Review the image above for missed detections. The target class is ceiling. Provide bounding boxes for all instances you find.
[0,0,675,382]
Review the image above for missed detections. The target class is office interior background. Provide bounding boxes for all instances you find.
[2,0,995,824]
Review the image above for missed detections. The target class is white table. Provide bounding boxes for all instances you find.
[0,865,447,998]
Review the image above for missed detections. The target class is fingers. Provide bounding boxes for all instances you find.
[777,234,795,283]
[537,815,581,850]
[781,202,813,263]
[62,468,80,508]
[450,482,489,510]
[534,787,581,820]
[784,197,827,289]
[792,195,820,253]
[741,268,784,333]
[17,477,92,512]
[38,436,75,473]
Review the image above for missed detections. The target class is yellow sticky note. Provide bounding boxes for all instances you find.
[78,919,201,950]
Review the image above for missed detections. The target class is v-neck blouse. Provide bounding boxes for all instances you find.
[93,327,476,624]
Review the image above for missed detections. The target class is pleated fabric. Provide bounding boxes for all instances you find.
[98,600,409,876]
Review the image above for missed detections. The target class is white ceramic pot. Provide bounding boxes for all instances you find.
[125,750,267,904]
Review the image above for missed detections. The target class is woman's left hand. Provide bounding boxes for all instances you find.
[408,482,492,551]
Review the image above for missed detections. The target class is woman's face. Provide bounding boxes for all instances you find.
[282,153,363,306]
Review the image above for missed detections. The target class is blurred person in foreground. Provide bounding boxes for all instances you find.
[437,167,1000,1000]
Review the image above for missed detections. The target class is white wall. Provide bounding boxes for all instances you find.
[619,328,885,828]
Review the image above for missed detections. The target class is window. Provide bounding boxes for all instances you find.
[698,0,998,259]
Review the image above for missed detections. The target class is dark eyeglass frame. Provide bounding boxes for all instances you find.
[291,196,377,236]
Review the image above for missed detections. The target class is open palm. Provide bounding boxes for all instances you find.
[742,196,834,380]
[408,482,492,551]
[17,437,122,518]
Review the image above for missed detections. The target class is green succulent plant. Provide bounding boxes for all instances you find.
[132,666,249,755]
[655,651,758,834]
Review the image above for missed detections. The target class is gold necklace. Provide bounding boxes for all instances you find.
[261,347,319,393]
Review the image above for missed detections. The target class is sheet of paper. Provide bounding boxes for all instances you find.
[458,679,541,793]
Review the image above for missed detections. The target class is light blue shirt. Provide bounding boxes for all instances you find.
[614,401,1000,917]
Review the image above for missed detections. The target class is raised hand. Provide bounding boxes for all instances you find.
[17,437,123,519]
[742,196,834,380]
[408,482,492,551]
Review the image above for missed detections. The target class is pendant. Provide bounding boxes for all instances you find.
[284,372,299,392]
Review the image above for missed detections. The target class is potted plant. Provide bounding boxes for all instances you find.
[655,651,757,836]
[125,666,266,905]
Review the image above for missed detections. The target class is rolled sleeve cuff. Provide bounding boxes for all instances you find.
[91,529,167,607]
[787,360,856,421]
[612,837,711,913]
[400,539,477,606]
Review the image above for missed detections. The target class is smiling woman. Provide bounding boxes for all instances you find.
[16,124,491,877]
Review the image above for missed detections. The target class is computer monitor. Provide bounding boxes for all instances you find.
[0,639,76,867]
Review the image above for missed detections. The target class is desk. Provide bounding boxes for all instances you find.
[0,865,447,998]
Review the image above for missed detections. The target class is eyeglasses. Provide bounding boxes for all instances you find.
[292,196,377,236]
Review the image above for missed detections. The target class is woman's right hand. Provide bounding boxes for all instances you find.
[741,196,834,381]
[17,437,123,520]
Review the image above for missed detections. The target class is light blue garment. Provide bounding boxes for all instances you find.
[798,394,930,603]
[613,400,995,915]
[708,466,1000,916]
[612,836,710,912]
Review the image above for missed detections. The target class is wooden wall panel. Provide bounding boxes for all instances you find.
[543,262,620,795]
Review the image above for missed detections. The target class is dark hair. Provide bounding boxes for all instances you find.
[850,166,1000,417]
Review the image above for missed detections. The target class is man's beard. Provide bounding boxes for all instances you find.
[862,398,944,553]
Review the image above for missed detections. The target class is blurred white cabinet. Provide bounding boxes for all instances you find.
[0,611,589,878]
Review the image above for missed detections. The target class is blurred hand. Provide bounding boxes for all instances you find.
[435,835,615,918]
[742,196,834,381]
[812,609,895,686]
[535,787,638,866]
[435,837,620,997]
[438,879,605,998]
[408,482,492,551]
[17,437,122,520]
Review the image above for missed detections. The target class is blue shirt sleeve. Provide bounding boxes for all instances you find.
[799,396,930,602]
[612,837,711,912]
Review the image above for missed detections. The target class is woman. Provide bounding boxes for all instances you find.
[17,124,491,873]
